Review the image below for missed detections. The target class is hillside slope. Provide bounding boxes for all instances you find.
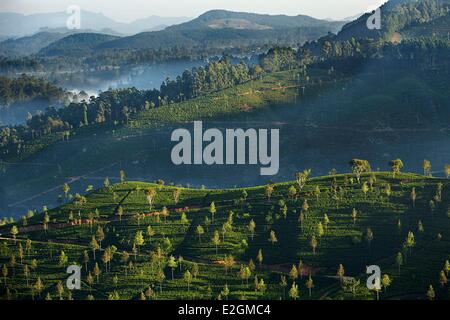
[332,0,450,41]
[39,33,121,56]
[0,172,449,300]
[0,32,72,56]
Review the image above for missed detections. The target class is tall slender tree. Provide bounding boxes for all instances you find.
[289,282,299,300]
[183,270,193,292]
[168,255,177,280]
[306,275,314,299]
[256,250,263,268]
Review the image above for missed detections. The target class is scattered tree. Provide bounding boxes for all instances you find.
[93,263,101,282]
[381,274,391,293]
[280,275,288,299]
[168,255,177,280]
[396,252,404,273]
[134,230,145,254]
[117,206,124,221]
[10,226,18,242]
[265,184,274,202]
[95,226,105,249]
[310,235,318,254]
[2,264,7,287]
[268,230,278,245]
[90,236,100,260]
[426,285,435,300]
[183,270,193,292]
[411,188,417,208]
[351,208,358,225]
[422,160,431,177]
[389,159,404,177]
[306,275,314,299]
[295,169,311,191]
[172,188,181,204]
[405,231,416,255]
[196,225,205,242]
[256,250,263,268]
[337,264,345,284]
[145,188,157,210]
[445,164,450,179]
[439,270,448,287]
[290,265,298,282]
[56,281,64,300]
[209,202,217,222]
[212,230,221,254]
[289,282,299,300]
[58,250,68,269]
[248,219,256,241]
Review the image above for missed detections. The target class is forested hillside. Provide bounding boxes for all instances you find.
[0,75,67,125]
[333,0,449,41]
[39,33,121,57]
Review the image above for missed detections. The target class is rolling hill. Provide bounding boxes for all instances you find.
[0,172,449,300]
[0,29,124,56]
[39,33,122,57]
[0,32,71,56]
[31,10,345,55]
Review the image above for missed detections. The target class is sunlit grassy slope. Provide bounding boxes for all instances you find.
[1,67,339,163]
[0,172,449,300]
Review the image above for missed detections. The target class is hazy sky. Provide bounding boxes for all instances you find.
[1,0,387,22]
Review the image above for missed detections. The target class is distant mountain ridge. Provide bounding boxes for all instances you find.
[0,10,191,38]
[189,10,340,29]
[39,33,121,56]
[0,28,122,56]
[96,10,346,51]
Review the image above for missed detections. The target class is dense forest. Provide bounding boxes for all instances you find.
[0,75,66,107]
[334,0,449,41]
[0,56,42,74]
[0,44,268,75]
[0,75,67,125]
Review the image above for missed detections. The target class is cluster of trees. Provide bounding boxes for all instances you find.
[315,36,450,65]
[0,56,41,74]
[260,47,309,72]
[383,0,449,35]
[0,75,66,108]
[1,46,268,76]
[161,57,254,101]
